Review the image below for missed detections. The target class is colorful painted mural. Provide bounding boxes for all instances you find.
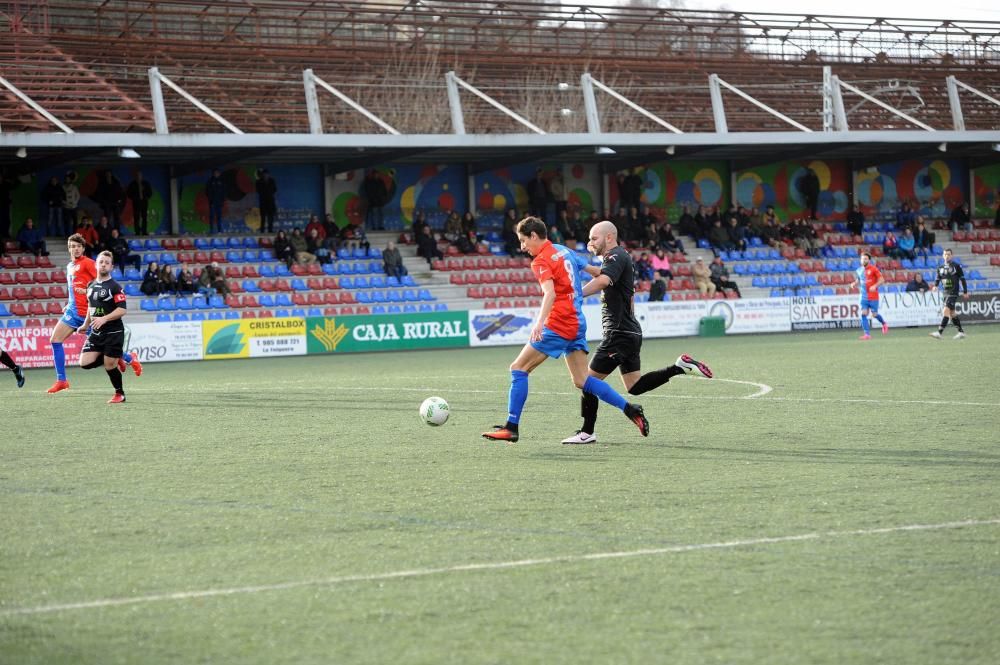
[471,162,600,230]
[179,164,322,234]
[973,163,1000,220]
[855,158,966,220]
[735,159,850,222]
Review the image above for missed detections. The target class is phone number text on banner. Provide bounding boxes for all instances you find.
[202,318,307,360]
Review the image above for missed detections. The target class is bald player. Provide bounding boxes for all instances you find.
[561,220,713,444]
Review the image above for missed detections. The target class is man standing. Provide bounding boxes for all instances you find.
[62,171,80,236]
[929,248,969,340]
[482,217,649,443]
[76,251,130,403]
[849,252,888,341]
[256,169,278,233]
[96,171,125,230]
[206,168,225,233]
[127,171,153,235]
[562,221,712,445]
[800,167,820,220]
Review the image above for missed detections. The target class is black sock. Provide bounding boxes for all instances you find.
[0,351,14,370]
[938,316,949,333]
[629,365,685,395]
[106,368,124,394]
[83,359,104,369]
[503,421,519,433]
[581,392,599,434]
[952,317,964,332]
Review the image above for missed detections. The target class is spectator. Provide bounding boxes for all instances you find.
[176,264,197,294]
[692,257,717,297]
[455,229,477,254]
[567,211,586,245]
[548,224,565,245]
[648,278,667,302]
[40,175,64,236]
[906,273,930,292]
[708,219,733,254]
[361,169,389,230]
[307,227,330,264]
[289,227,316,264]
[256,169,278,233]
[650,247,672,279]
[747,207,764,238]
[896,201,916,231]
[550,170,566,219]
[727,216,747,252]
[140,261,161,296]
[763,205,779,227]
[553,209,571,243]
[95,216,114,253]
[17,218,48,256]
[159,263,177,294]
[883,231,900,258]
[629,206,649,245]
[461,211,478,237]
[793,219,824,258]
[304,214,326,242]
[949,202,972,233]
[273,230,294,268]
[621,169,643,210]
[412,210,429,239]
[709,256,741,297]
[846,203,865,237]
[201,261,230,295]
[502,208,521,256]
[108,228,140,273]
[635,252,655,282]
[75,217,99,256]
[525,169,549,221]
[444,211,462,241]
[657,222,684,254]
[799,167,820,220]
[127,170,153,235]
[677,204,698,238]
[62,171,80,236]
[416,225,443,264]
[913,218,935,257]
[205,168,225,233]
[760,217,782,248]
[95,170,124,230]
[382,240,408,280]
[339,222,369,253]
[897,228,917,260]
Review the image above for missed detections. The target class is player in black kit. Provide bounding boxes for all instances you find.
[561,220,713,444]
[76,250,130,403]
[929,248,969,340]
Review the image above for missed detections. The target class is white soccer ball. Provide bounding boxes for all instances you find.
[420,396,450,426]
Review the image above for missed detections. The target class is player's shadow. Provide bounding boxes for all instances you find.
[667,444,1000,468]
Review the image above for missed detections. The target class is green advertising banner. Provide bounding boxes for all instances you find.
[306,312,469,354]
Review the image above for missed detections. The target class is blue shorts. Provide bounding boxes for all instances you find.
[60,309,86,329]
[859,297,879,312]
[530,326,588,359]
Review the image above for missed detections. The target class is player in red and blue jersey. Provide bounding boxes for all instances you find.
[482,217,649,443]
[46,234,141,393]
[849,251,888,341]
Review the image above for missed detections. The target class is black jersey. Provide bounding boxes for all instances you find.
[599,246,642,337]
[935,261,967,296]
[86,277,127,333]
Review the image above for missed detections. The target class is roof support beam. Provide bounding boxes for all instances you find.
[445,71,546,135]
[307,70,400,135]
[947,76,1000,132]
[837,77,935,132]
[0,75,74,134]
[582,73,683,134]
[711,74,813,133]
[148,67,243,135]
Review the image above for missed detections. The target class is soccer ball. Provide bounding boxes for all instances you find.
[420,396,450,426]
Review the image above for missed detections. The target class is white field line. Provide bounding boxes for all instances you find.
[3,518,997,618]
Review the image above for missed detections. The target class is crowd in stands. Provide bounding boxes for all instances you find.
[141,261,230,298]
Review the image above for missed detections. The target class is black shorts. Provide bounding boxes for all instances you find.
[943,295,958,310]
[590,332,642,375]
[82,328,125,358]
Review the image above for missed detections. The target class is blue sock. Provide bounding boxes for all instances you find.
[583,375,628,412]
[52,342,66,381]
[860,315,870,334]
[122,351,132,363]
[506,370,529,425]
[873,314,885,325]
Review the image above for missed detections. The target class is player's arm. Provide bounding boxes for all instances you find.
[584,250,625,297]
[957,265,969,298]
[76,307,92,335]
[582,274,611,297]
[582,264,601,278]
[873,269,886,290]
[530,279,557,342]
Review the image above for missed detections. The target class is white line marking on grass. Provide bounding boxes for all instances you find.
[3,518,997,617]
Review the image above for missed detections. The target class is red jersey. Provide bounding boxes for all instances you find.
[530,240,587,340]
[67,255,97,317]
[856,263,883,301]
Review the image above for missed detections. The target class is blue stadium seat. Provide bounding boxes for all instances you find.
[353,276,369,289]
[211,238,226,249]
[129,239,144,251]
[111,268,124,280]
[173,313,190,321]
[125,267,142,280]
[208,311,224,320]
[337,248,351,260]
[386,290,402,302]
[403,304,417,313]
[308,307,322,316]
[175,297,193,310]
[353,248,367,259]
[369,275,386,289]
[125,283,142,297]
[371,290,387,304]
[276,293,292,307]
[144,238,162,250]
[259,264,276,278]
[155,313,171,322]
[227,237,243,249]
[243,237,259,248]
[387,305,402,313]
[385,276,400,288]
[226,250,243,263]
[190,312,206,321]
[372,305,387,314]
[259,294,275,308]
[242,280,261,293]
[291,308,306,317]
[195,238,211,250]
[338,276,353,289]
[0,303,9,317]
[401,275,417,287]
[823,287,834,295]
[140,298,158,311]
[260,249,275,261]
[352,262,368,274]
[157,297,176,311]
[276,264,291,277]
[243,250,260,262]
[434,303,448,311]
[368,248,382,259]
[419,289,434,301]
[419,304,433,312]
[225,310,241,319]
[143,252,159,264]
[274,309,290,318]
[192,296,208,309]
[210,295,226,308]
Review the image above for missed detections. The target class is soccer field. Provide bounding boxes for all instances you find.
[3,327,999,664]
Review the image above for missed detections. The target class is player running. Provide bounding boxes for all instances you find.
[0,340,26,388]
[76,251,131,403]
[561,221,712,445]
[849,252,888,341]
[482,217,649,443]
[47,234,141,394]
[929,248,969,339]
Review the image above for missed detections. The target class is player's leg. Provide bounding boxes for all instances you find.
[47,318,78,392]
[858,304,871,339]
[564,366,608,445]
[565,351,648,437]
[946,301,966,338]
[103,330,126,403]
[932,302,954,338]
[0,343,26,388]
[482,343,547,442]
[869,300,887,334]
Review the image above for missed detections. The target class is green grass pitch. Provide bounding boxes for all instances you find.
[2,327,999,664]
